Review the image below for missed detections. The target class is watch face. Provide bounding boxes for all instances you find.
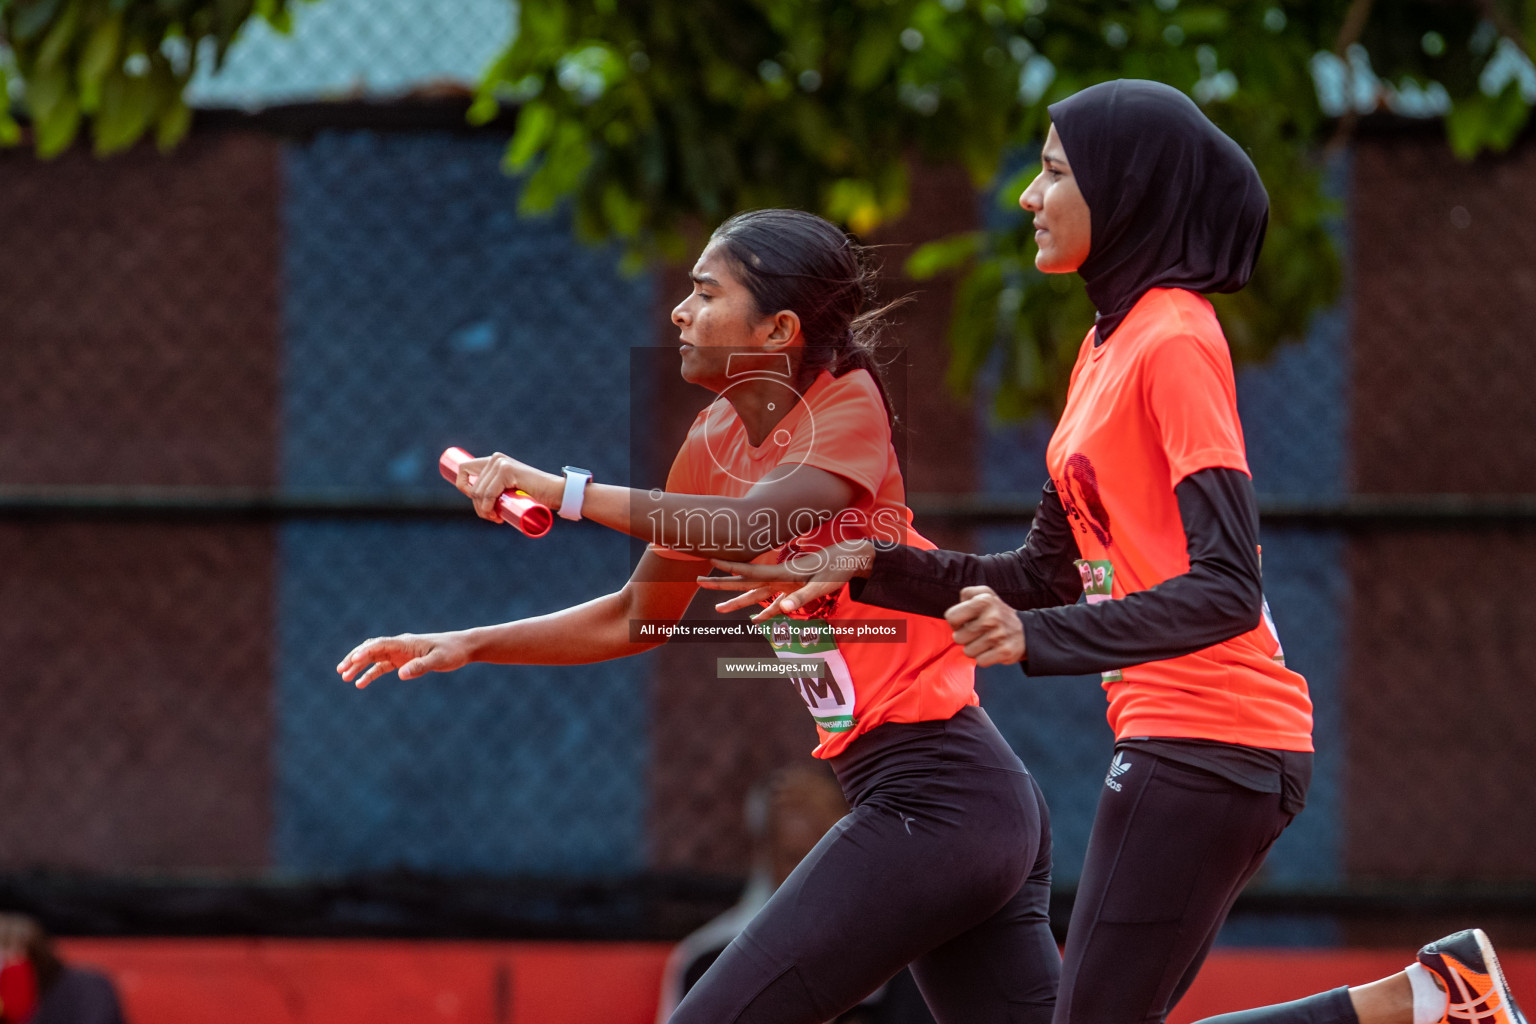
[563,466,591,476]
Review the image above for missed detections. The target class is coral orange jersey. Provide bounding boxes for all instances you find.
[652,368,977,758]
[1046,288,1313,750]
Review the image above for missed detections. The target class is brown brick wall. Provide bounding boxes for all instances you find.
[0,522,273,872]
[872,161,981,499]
[0,134,282,872]
[1350,136,1536,494]
[1344,134,1536,887]
[0,134,282,487]
[1343,530,1536,882]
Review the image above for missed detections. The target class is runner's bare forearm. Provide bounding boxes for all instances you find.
[461,589,659,665]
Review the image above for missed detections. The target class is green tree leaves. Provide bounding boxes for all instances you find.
[470,0,1039,260]
[462,0,1531,415]
[0,0,306,157]
[2,0,1532,416]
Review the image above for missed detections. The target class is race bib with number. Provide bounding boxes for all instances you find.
[1258,546,1286,666]
[1075,558,1123,684]
[760,616,858,733]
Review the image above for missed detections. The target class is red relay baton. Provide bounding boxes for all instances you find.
[439,447,553,538]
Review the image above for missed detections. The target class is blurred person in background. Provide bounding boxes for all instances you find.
[0,914,126,1024]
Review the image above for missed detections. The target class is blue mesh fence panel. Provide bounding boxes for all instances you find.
[1247,527,1346,889]
[276,519,643,875]
[282,131,647,492]
[976,659,1115,891]
[1238,307,1350,503]
[277,130,654,876]
[1238,152,1351,503]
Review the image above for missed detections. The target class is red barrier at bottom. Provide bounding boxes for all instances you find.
[57,939,670,1024]
[1171,950,1536,1023]
[56,939,1536,1024]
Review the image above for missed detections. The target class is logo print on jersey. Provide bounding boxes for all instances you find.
[1105,751,1132,791]
[760,615,857,733]
[1061,453,1113,547]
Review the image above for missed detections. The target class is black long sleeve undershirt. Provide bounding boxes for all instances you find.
[850,466,1264,676]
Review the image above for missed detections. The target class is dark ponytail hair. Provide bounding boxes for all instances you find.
[709,209,902,424]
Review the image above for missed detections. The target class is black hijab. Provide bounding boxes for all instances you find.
[1047,79,1269,341]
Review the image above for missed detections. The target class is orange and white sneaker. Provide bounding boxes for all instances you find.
[1418,929,1529,1024]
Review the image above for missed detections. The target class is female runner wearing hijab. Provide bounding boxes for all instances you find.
[702,81,1526,1024]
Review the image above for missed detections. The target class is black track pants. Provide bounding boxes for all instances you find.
[1192,987,1360,1024]
[1053,749,1298,1024]
[669,706,1061,1024]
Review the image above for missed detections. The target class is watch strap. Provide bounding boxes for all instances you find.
[559,467,592,521]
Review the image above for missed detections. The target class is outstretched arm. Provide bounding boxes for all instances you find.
[452,453,858,562]
[699,479,1083,622]
[1011,466,1263,674]
[852,480,1084,616]
[336,549,702,688]
[945,467,1265,670]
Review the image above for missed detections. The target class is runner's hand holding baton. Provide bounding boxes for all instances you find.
[440,446,555,538]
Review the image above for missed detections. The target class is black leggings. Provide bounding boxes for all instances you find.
[1053,749,1298,1024]
[1192,988,1359,1024]
[669,706,1060,1024]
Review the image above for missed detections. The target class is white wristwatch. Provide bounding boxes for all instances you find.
[559,466,593,521]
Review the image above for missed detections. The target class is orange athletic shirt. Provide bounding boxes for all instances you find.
[652,368,977,758]
[1045,288,1313,750]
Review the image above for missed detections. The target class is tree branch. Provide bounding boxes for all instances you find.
[1327,0,1379,154]
[1336,0,1379,54]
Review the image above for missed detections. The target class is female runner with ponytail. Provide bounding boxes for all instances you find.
[339,209,1063,1024]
